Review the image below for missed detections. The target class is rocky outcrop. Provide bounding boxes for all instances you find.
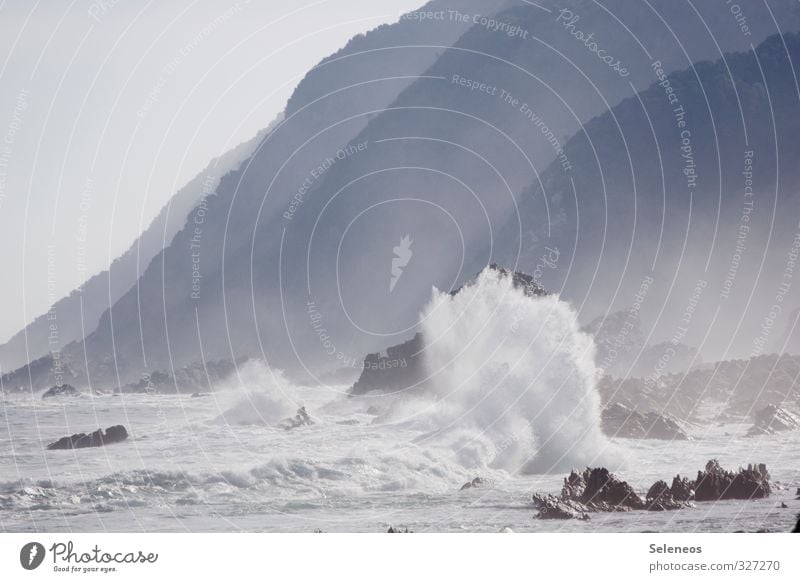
[46,425,128,450]
[118,358,244,394]
[533,460,766,520]
[694,460,770,501]
[279,407,313,430]
[531,493,591,520]
[563,467,646,511]
[746,405,799,437]
[350,265,546,396]
[460,476,495,491]
[350,333,424,396]
[41,384,80,399]
[601,402,688,440]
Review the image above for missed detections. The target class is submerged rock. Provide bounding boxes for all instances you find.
[694,460,770,501]
[46,425,128,450]
[601,402,688,440]
[460,476,495,491]
[746,405,799,437]
[41,384,79,399]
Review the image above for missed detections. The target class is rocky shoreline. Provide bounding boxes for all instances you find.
[532,460,772,520]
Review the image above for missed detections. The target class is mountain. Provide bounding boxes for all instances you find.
[495,31,800,363]
[6,1,800,392]
[0,118,278,373]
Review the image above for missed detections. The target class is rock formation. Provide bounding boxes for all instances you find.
[279,407,314,430]
[601,402,688,440]
[41,384,80,399]
[746,405,799,437]
[46,425,128,450]
[460,477,495,491]
[694,460,771,501]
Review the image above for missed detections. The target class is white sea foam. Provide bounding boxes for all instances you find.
[390,268,614,473]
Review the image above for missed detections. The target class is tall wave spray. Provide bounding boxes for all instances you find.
[411,268,613,474]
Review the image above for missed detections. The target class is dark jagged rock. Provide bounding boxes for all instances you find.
[350,333,423,396]
[694,460,770,501]
[41,384,79,399]
[645,480,689,510]
[386,526,413,533]
[601,402,688,440]
[562,467,646,511]
[531,493,590,520]
[349,265,547,396]
[46,425,128,450]
[793,515,800,533]
[746,404,799,437]
[670,475,695,502]
[279,407,314,430]
[460,476,495,491]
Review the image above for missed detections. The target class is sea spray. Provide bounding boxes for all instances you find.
[213,362,295,426]
[399,268,613,473]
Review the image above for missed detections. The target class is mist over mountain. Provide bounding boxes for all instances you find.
[496,32,800,364]
[0,120,277,374]
[4,0,800,391]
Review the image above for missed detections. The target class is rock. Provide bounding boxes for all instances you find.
[560,467,646,511]
[190,392,210,398]
[41,384,79,399]
[386,526,413,533]
[793,515,800,533]
[601,402,688,440]
[645,479,688,510]
[532,493,591,520]
[46,425,128,450]
[460,476,495,490]
[746,405,799,437]
[694,460,770,501]
[279,407,313,430]
[781,502,789,508]
[669,475,695,502]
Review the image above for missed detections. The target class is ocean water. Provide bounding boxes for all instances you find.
[1,272,798,532]
[0,391,798,533]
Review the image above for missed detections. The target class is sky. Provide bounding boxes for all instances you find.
[0,0,423,343]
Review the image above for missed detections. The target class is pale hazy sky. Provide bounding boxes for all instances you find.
[0,0,422,342]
